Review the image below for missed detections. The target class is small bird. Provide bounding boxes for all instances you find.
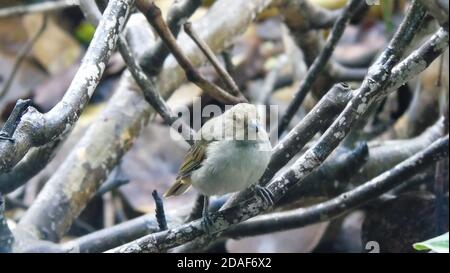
[164,103,273,229]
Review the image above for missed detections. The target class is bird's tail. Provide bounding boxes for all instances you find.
[163,178,191,197]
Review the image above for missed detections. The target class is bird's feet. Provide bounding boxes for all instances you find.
[201,195,214,236]
[252,184,275,207]
[201,214,214,236]
[0,134,13,142]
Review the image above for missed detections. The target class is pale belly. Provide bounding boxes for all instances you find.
[190,140,272,196]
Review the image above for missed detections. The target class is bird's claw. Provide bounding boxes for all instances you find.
[252,184,275,207]
[201,215,214,235]
[0,134,13,142]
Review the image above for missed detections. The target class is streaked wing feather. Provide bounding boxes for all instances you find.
[164,140,209,197]
[178,140,207,178]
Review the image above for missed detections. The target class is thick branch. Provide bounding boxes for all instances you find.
[0,0,133,174]
[226,136,449,237]
[222,26,449,214]
[110,14,450,253]
[14,0,274,244]
[0,136,64,194]
[61,213,180,253]
[79,0,195,144]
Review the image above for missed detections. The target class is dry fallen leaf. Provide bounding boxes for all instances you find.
[22,14,81,75]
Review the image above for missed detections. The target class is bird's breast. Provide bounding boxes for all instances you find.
[191,140,272,196]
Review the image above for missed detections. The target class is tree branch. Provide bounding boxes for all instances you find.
[418,0,449,30]
[0,0,134,174]
[0,135,64,194]
[0,99,31,141]
[0,0,79,18]
[276,0,366,100]
[136,0,245,104]
[139,0,202,76]
[79,0,195,144]
[223,27,449,213]
[107,12,449,253]
[225,136,449,237]
[183,21,244,99]
[0,195,14,252]
[61,213,180,253]
[13,0,274,245]
[276,0,362,137]
[109,135,449,253]
[282,120,445,205]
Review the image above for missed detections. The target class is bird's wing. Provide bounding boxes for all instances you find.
[164,139,209,197]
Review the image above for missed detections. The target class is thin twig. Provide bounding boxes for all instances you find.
[13,0,272,248]
[79,0,195,144]
[136,1,244,105]
[0,0,79,18]
[0,0,133,175]
[117,37,196,144]
[221,49,235,75]
[94,166,129,197]
[256,54,288,104]
[276,0,362,137]
[417,0,449,30]
[0,99,31,141]
[152,190,168,231]
[139,0,202,75]
[183,21,244,99]
[123,9,446,253]
[0,16,48,101]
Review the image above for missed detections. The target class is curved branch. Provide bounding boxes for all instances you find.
[14,0,274,244]
[79,0,195,144]
[0,135,64,194]
[225,136,449,237]
[61,213,180,253]
[136,1,245,104]
[0,0,134,174]
[222,27,448,213]
[110,19,449,254]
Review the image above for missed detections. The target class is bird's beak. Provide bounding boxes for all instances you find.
[249,119,260,133]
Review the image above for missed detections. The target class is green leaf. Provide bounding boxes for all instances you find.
[74,22,96,45]
[381,0,394,33]
[413,232,449,253]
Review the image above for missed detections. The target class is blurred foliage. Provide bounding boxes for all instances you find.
[74,21,96,45]
[413,233,449,253]
[381,0,394,33]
